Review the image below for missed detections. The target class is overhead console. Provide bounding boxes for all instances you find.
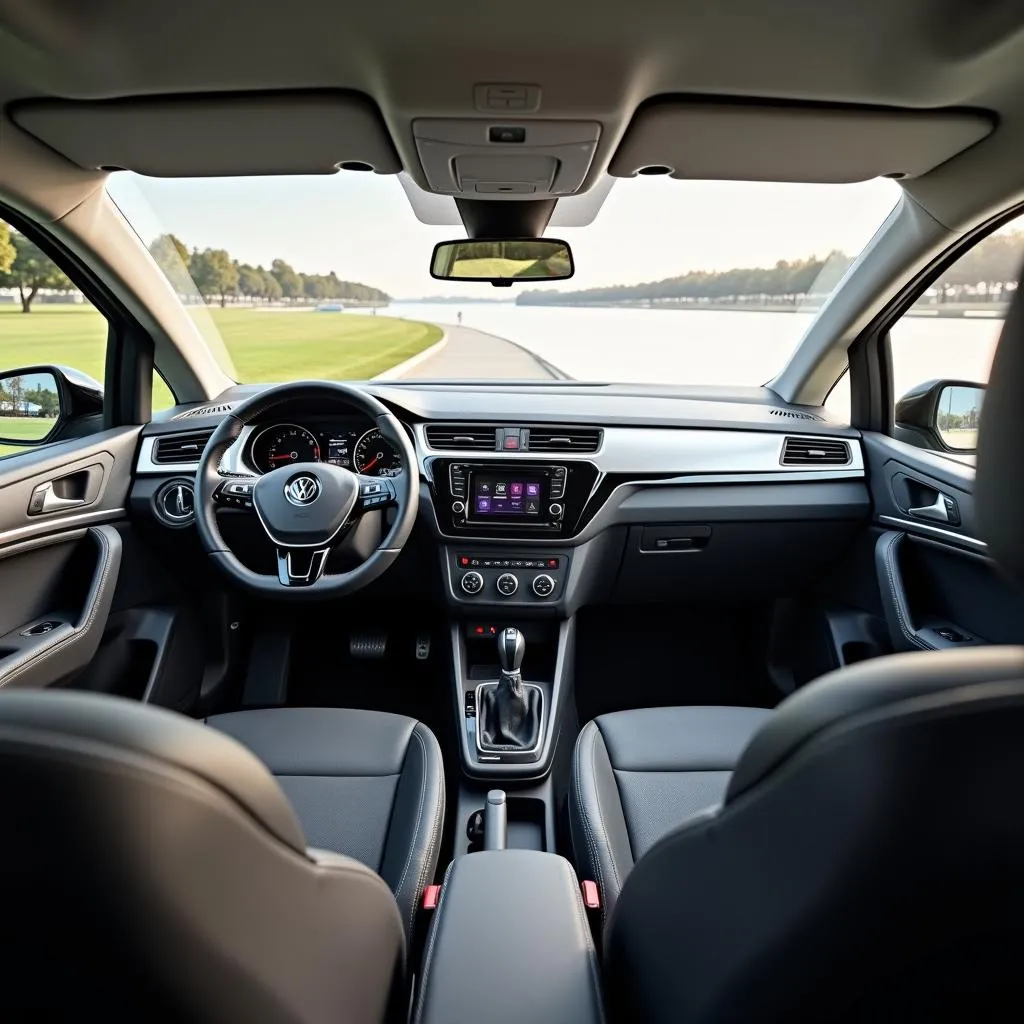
[413,118,601,199]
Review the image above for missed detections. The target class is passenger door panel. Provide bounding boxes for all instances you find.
[862,432,1024,653]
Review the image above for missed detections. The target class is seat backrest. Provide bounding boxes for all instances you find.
[0,690,403,1024]
[606,262,1024,1024]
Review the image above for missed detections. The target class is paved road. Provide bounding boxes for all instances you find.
[399,325,562,380]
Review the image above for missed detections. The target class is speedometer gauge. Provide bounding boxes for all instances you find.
[353,429,402,476]
[251,424,321,473]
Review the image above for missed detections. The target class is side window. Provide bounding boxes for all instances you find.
[889,212,1022,453]
[0,218,108,460]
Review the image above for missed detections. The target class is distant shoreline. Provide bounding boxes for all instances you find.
[509,300,1009,319]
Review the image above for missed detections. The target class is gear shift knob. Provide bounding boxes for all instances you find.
[497,627,526,674]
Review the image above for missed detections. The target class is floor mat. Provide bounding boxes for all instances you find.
[574,604,780,725]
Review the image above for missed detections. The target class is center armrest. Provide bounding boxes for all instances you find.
[415,849,604,1024]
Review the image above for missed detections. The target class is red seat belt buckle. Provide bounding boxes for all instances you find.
[423,884,441,910]
[581,879,601,910]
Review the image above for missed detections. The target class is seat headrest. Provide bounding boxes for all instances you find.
[976,260,1024,583]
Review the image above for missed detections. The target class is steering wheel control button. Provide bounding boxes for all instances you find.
[531,574,555,598]
[284,474,321,506]
[496,572,519,596]
[548,502,564,519]
[452,500,466,515]
[461,571,484,595]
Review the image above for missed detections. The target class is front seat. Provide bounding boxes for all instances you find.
[572,274,1024,1023]
[0,694,443,1024]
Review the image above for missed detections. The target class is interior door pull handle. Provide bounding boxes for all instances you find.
[908,493,950,523]
[28,480,87,515]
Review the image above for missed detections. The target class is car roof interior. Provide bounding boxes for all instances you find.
[1,0,1023,235]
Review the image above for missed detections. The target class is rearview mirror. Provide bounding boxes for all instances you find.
[430,238,574,286]
[0,369,63,445]
[894,378,985,454]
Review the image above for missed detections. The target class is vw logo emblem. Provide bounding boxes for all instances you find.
[285,474,321,506]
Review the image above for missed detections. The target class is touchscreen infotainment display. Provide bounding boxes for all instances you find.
[470,473,545,518]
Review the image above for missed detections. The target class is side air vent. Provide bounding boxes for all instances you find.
[780,436,852,466]
[769,408,822,421]
[173,403,234,419]
[153,430,214,464]
[424,424,498,450]
[527,427,603,453]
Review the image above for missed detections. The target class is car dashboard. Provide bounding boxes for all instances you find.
[132,379,869,617]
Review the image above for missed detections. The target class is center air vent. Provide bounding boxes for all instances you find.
[527,427,602,453]
[780,436,852,466]
[153,430,213,464]
[424,425,498,451]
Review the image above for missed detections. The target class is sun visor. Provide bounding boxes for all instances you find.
[10,92,402,177]
[608,100,994,183]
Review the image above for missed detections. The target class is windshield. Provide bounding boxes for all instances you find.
[107,173,899,394]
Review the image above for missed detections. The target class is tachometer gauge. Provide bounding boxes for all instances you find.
[251,424,321,473]
[353,428,402,476]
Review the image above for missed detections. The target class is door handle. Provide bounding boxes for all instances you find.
[28,479,87,515]
[907,492,951,523]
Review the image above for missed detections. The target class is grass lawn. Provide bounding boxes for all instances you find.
[0,304,442,415]
[450,256,571,279]
[0,415,57,456]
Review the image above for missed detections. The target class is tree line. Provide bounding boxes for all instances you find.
[148,235,390,307]
[518,230,1024,307]
[0,223,389,312]
[0,376,60,417]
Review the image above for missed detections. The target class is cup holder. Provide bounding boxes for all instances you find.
[21,621,61,637]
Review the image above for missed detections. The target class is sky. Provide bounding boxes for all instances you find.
[107,171,901,299]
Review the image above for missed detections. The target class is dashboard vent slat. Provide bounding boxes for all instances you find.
[153,430,214,464]
[173,403,234,419]
[527,427,602,453]
[769,408,822,421]
[424,424,498,451]
[780,436,852,466]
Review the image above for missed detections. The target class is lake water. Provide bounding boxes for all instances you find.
[376,302,1001,417]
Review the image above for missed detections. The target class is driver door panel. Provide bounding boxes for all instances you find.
[0,428,136,689]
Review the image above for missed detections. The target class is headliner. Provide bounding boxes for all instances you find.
[1,0,1023,226]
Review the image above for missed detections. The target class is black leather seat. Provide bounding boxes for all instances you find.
[570,705,770,918]
[0,694,444,1024]
[208,707,444,939]
[571,273,1024,1022]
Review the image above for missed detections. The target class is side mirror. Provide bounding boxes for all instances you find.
[894,379,985,453]
[0,365,103,447]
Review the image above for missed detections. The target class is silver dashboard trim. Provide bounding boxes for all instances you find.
[414,424,864,476]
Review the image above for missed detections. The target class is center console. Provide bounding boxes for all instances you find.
[415,849,604,1024]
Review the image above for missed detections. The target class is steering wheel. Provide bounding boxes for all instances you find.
[195,381,418,599]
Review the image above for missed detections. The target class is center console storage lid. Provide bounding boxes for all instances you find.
[415,850,604,1024]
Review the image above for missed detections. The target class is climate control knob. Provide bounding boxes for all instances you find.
[460,571,484,595]
[531,574,555,598]
[496,573,519,597]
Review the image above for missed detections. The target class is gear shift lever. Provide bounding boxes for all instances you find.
[478,627,542,751]
[497,626,526,681]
